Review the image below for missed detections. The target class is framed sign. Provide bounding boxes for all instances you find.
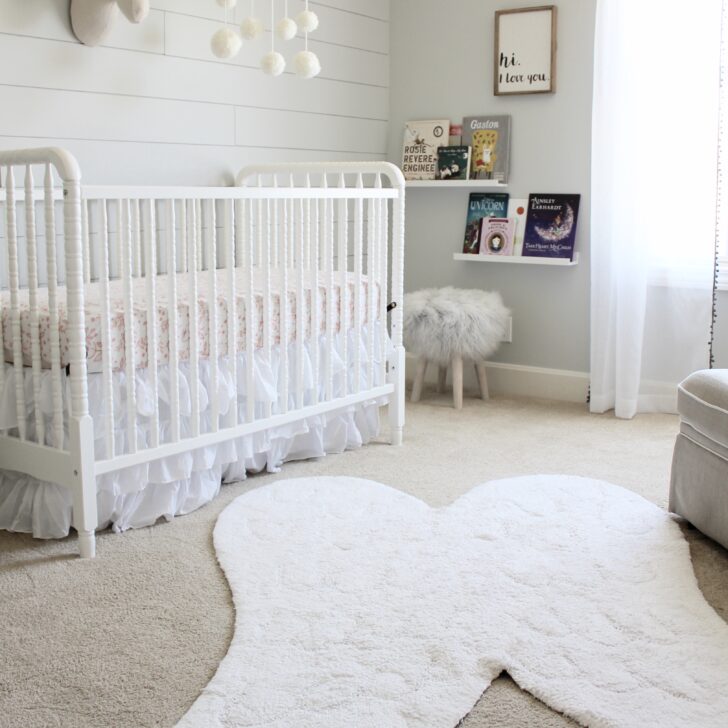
[494,5,557,96]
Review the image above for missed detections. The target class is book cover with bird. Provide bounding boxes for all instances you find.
[522,194,581,259]
[401,120,450,180]
[462,115,511,183]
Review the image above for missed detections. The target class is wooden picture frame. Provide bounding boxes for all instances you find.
[494,5,557,96]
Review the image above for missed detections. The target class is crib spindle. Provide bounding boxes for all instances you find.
[310,191,320,405]
[144,200,160,448]
[280,198,290,414]
[271,180,279,270]
[24,166,45,445]
[303,174,312,267]
[133,200,142,278]
[353,174,363,394]
[196,198,204,273]
[98,200,115,459]
[296,198,305,410]
[324,195,334,402]
[366,196,376,391]
[227,199,239,427]
[262,199,272,420]
[179,198,187,278]
[337,175,349,398]
[206,199,219,431]
[189,200,201,438]
[121,199,138,454]
[166,200,181,444]
[81,198,91,285]
[245,199,255,423]
[5,167,27,441]
[43,166,64,449]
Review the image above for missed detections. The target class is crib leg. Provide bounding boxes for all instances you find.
[388,345,406,445]
[475,361,490,400]
[411,356,428,403]
[69,415,98,558]
[77,530,96,559]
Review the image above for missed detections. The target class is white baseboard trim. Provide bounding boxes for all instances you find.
[405,355,590,404]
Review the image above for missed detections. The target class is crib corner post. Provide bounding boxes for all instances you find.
[60,162,96,556]
[388,171,406,446]
[388,345,406,446]
[69,414,98,558]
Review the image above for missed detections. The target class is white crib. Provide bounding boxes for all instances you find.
[0,148,406,558]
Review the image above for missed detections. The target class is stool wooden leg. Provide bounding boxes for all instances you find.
[475,361,489,400]
[411,356,428,402]
[437,366,447,394]
[452,355,463,409]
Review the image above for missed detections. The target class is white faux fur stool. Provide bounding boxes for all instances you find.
[403,287,510,409]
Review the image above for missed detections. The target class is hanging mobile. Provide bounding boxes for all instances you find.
[294,0,320,78]
[277,0,298,41]
[261,0,286,75]
[241,0,264,40]
[211,0,242,59]
[296,0,318,32]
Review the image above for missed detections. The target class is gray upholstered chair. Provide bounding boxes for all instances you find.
[669,369,728,550]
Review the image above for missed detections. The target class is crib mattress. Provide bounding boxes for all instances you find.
[1,269,379,372]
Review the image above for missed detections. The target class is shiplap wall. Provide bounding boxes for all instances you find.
[0,0,389,184]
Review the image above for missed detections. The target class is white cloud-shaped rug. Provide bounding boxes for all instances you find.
[176,475,728,728]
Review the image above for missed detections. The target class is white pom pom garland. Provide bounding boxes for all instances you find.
[276,16,298,41]
[294,50,321,79]
[209,1,322,78]
[261,51,286,76]
[240,16,263,40]
[211,27,242,59]
[296,9,319,33]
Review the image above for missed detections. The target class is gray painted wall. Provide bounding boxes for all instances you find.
[388,0,597,374]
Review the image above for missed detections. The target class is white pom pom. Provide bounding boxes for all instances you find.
[216,0,237,8]
[240,16,263,40]
[276,16,298,41]
[296,9,319,33]
[294,50,321,79]
[211,27,242,59]
[261,51,286,76]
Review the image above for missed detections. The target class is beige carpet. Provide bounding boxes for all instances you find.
[1,394,727,728]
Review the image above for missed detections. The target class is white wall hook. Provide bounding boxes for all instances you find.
[70,0,150,47]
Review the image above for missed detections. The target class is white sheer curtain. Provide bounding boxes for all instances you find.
[590,0,722,418]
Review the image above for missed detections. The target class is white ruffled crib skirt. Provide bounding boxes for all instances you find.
[0,325,391,539]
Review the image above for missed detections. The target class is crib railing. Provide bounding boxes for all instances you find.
[0,148,405,557]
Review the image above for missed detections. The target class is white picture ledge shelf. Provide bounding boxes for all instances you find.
[453,253,580,267]
[406,180,508,189]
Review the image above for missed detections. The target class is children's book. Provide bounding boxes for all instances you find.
[436,146,471,180]
[462,192,509,254]
[522,194,581,259]
[479,217,516,256]
[401,120,450,180]
[462,115,511,183]
[507,198,528,256]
